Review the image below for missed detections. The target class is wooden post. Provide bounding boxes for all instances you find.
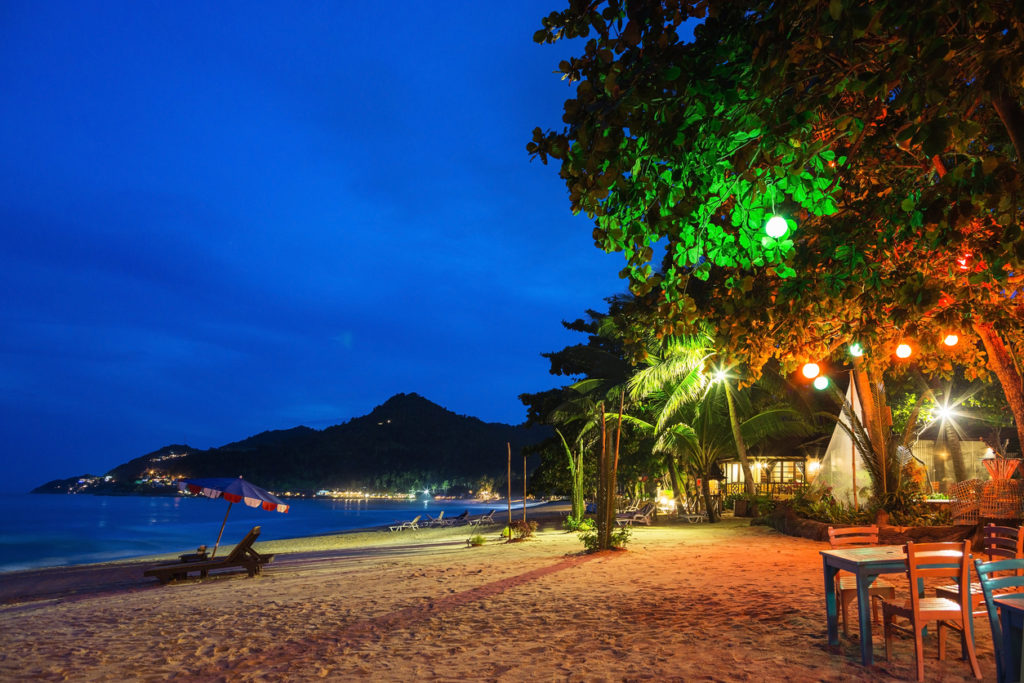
[507,442,512,534]
[523,455,527,524]
[850,372,858,511]
[598,401,608,549]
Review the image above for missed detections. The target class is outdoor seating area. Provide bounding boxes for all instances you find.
[821,522,1024,682]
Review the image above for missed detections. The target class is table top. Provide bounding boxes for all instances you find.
[821,545,905,563]
[994,594,1024,610]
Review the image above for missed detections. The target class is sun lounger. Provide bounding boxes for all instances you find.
[616,502,655,527]
[468,509,497,527]
[144,526,273,584]
[444,510,470,526]
[423,511,446,527]
[389,515,421,532]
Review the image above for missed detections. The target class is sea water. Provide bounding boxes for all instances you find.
[0,493,506,573]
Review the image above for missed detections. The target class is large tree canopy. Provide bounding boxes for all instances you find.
[530,0,1024,450]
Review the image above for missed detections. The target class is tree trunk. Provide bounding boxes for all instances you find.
[974,322,1024,456]
[724,381,756,496]
[665,452,686,512]
[852,359,889,495]
[992,94,1024,168]
[701,476,718,523]
[945,421,967,482]
[596,403,608,550]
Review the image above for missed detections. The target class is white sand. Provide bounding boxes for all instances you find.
[0,516,998,681]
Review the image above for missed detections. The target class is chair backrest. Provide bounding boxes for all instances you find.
[905,540,971,616]
[827,525,879,548]
[983,524,1024,563]
[225,526,261,562]
[975,556,1024,683]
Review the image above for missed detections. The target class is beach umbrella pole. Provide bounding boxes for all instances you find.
[212,501,233,558]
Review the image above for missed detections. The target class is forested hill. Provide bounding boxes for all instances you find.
[32,393,550,494]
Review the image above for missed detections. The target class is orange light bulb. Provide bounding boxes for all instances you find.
[801,363,820,379]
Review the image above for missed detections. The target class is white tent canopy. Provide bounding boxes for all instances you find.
[817,372,873,507]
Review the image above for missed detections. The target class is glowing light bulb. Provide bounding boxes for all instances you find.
[765,215,788,238]
[813,376,829,391]
[896,343,912,358]
[943,334,959,347]
[849,342,864,357]
[801,363,820,379]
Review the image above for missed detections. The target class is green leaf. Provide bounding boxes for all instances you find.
[829,0,842,20]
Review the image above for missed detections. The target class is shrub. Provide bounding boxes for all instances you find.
[578,524,631,552]
[501,519,538,540]
[563,515,595,532]
[467,534,486,546]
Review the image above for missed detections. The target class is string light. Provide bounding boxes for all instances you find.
[896,343,912,358]
[765,215,788,238]
[849,342,864,357]
[801,363,820,379]
[813,376,829,390]
[943,334,959,347]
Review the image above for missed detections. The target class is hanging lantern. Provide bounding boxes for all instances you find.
[801,362,820,379]
[765,215,788,238]
[943,334,959,347]
[896,343,912,358]
[813,376,829,391]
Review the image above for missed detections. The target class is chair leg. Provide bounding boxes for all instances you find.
[883,609,893,662]
[914,626,926,682]
[938,622,947,662]
[960,621,982,679]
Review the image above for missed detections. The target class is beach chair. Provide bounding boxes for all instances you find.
[424,510,446,527]
[616,502,655,527]
[975,556,1024,683]
[445,510,470,526]
[143,526,273,584]
[468,510,496,527]
[678,497,705,523]
[388,515,421,532]
[881,540,982,681]
[828,525,897,637]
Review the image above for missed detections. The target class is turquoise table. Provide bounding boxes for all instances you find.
[994,594,1024,683]
[821,545,907,666]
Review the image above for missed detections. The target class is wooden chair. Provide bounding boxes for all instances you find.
[882,540,982,681]
[975,557,1024,683]
[936,524,1023,612]
[827,525,897,636]
[144,526,273,584]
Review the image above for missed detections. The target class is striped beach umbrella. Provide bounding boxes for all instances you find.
[178,476,289,556]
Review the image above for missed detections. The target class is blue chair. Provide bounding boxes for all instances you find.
[975,557,1024,683]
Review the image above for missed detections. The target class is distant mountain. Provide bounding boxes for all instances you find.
[32,393,550,494]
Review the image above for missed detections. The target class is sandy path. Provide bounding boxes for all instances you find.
[0,518,998,681]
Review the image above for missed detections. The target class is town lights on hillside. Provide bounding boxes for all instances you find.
[944,334,959,347]
[801,362,820,379]
[896,343,913,358]
[813,376,829,391]
[765,215,788,238]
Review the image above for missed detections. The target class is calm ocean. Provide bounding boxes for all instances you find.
[0,493,504,573]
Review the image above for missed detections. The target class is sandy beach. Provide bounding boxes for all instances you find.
[0,508,999,681]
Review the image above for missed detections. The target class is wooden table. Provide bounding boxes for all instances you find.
[994,594,1024,683]
[821,545,907,666]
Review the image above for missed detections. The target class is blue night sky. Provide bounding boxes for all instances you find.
[0,2,627,492]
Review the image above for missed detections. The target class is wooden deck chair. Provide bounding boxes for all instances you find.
[975,556,1024,683]
[388,515,421,532]
[423,510,445,527]
[468,510,496,527]
[882,540,982,681]
[144,526,273,584]
[936,524,1023,613]
[828,525,897,636]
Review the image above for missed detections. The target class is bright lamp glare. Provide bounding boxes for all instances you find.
[765,215,788,238]
[944,334,959,347]
[896,343,912,358]
[813,376,829,391]
[935,405,953,420]
[713,370,727,383]
[849,342,864,357]
[801,363,820,379]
